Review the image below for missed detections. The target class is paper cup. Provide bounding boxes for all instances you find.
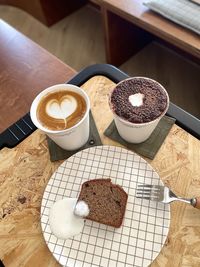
[109,77,169,144]
[30,84,90,150]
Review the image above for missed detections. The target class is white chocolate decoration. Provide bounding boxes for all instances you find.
[46,96,77,119]
[49,198,84,240]
[74,200,90,217]
[129,93,144,107]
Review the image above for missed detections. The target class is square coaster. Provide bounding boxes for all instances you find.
[47,111,102,162]
[104,116,176,159]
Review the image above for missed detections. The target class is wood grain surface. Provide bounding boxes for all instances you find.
[101,6,152,66]
[0,0,86,26]
[0,6,199,118]
[0,75,200,267]
[0,19,75,133]
[101,0,200,63]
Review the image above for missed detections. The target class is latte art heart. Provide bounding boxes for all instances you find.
[46,96,77,120]
[36,90,87,131]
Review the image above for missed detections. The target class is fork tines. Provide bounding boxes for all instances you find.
[136,184,162,201]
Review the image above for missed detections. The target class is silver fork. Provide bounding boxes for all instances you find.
[136,184,200,209]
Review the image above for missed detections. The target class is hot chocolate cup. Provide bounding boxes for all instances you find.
[30,84,90,150]
[109,77,169,144]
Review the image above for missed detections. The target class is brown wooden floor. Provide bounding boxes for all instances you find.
[0,4,199,118]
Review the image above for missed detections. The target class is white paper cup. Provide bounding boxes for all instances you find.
[109,77,169,144]
[30,84,90,150]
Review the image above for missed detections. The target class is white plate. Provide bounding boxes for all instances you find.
[41,145,170,267]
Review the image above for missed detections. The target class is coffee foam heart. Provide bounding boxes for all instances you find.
[36,90,87,131]
[46,95,77,120]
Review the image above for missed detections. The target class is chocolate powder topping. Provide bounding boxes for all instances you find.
[110,78,168,123]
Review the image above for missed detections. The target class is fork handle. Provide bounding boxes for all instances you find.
[191,198,200,209]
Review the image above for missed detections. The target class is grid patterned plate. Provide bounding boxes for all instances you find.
[41,145,170,267]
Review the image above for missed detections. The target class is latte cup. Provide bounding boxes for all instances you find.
[109,77,169,144]
[30,84,90,150]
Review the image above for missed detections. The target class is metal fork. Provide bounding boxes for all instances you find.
[136,184,200,209]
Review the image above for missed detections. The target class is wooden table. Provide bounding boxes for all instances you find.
[0,19,75,133]
[1,75,200,267]
[0,21,200,267]
[0,0,86,26]
[96,0,200,66]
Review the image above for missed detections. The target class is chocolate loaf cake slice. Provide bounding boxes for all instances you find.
[77,179,128,228]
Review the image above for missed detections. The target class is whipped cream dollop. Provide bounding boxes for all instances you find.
[74,200,90,217]
[46,96,77,120]
[129,93,144,107]
[49,198,84,240]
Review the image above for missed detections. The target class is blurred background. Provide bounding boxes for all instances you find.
[0,2,199,118]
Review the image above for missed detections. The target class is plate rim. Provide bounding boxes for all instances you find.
[41,145,170,267]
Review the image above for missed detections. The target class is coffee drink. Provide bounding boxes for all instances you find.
[110,77,168,123]
[36,90,87,131]
[109,77,169,143]
[30,84,90,150]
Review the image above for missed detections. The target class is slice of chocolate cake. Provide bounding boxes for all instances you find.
[76,179,128,228]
